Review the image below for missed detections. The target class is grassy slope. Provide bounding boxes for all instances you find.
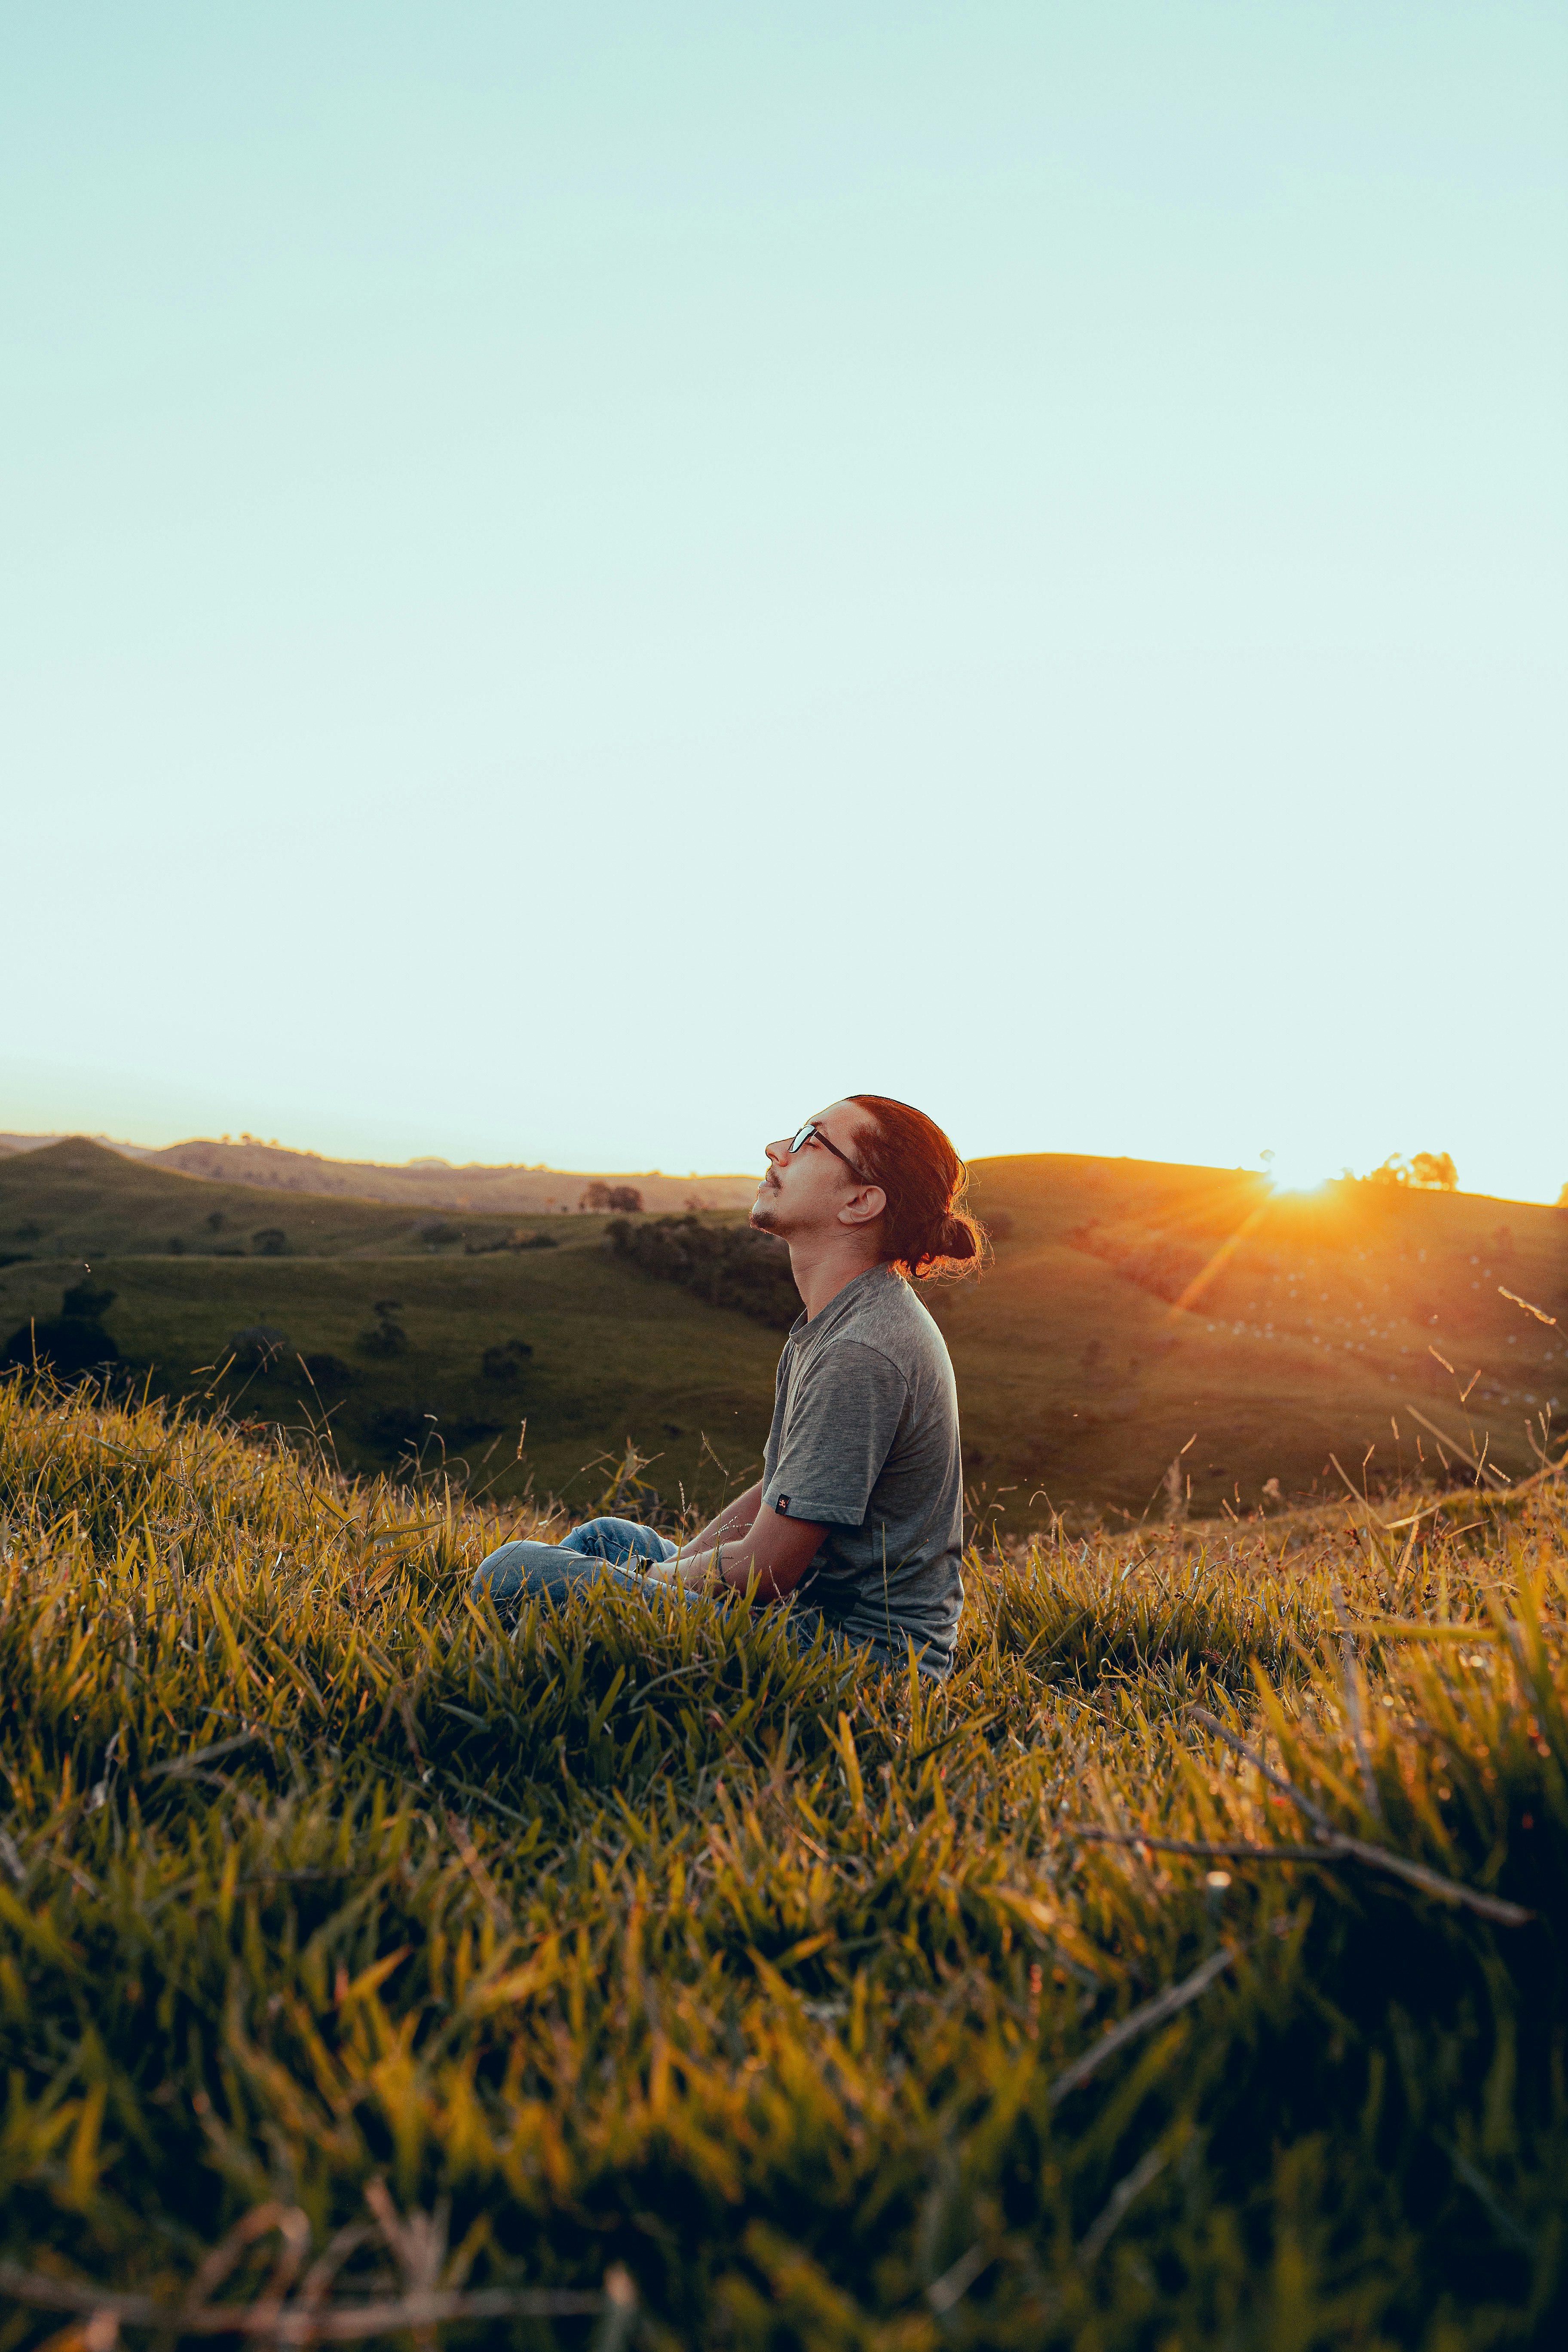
[1,1375,1566,2346]
[0,1133,761,1213]
[948,1154,1566,1528]
[0,1136,533,1257]
[3,1139,1563,1531]
[0,1142,781,1521]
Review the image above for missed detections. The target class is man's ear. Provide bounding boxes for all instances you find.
[838,1185,886,1231]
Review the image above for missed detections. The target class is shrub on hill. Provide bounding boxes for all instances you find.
[481,1337,533,1384]
[62,1277,116,1320]
[365,1400,441,1453]
[607,1213,799,1328]
[229,1325,290,1369]
[0,1279,121,1381]
[464,1227,560,1255]
[0,1314,120,1380]
[356,1301,407,1358]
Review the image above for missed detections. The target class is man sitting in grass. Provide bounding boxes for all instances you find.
[471,1095,984,1680]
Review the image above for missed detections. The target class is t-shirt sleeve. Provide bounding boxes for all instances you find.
[761,1340,908,1528]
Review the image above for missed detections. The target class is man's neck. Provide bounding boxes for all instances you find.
[787,1237,883,1322]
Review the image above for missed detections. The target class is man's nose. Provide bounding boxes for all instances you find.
[764,1136,790,1167]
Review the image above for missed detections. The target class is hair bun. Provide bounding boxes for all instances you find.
[845,1094,985,1284]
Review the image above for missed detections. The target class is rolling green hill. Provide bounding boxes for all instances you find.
[1,1136,1562,1530]
[0,1140,780,1519]
[949,1154,1566,1525]
[0,1135,534,1259]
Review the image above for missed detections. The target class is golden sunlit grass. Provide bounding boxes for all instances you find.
[2,1369,1567,2345]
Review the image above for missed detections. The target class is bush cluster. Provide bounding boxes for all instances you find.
[607,1213,800,1328]
[356,1300,408,1358]
[464,1228,560,1256]
[581,1183,643,1213]
[0,1279,121,1380]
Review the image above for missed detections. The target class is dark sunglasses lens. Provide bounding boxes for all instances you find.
[791,1124,815,1152]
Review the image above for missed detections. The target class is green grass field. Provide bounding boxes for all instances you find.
[1,1138,1562,1533]
[1,1372,1565,2346]
[0,1141,781,1522]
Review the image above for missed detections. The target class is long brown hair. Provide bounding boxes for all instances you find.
[848,1096,986,1283]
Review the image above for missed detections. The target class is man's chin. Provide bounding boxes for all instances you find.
[749,1197,781,1233]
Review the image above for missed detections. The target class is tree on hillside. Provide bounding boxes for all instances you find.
[1409,1151,1458,1191]
[579,1183,641,1212]
[356,1300,407,1358]
[1,1280,119,1380]
[62,1279,116,1320]
[1367,1152,1458,1192]
[229,1326,290,1369]
[481,1338,533,1384]
[606,1215,799,1328]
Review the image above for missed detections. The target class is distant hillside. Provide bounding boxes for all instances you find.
[0,1133,758,1213]
[2,1135,1562,1528]
[941,1153,1568,1525]
[0,1139,777,1515]
[0,1136,529,1261]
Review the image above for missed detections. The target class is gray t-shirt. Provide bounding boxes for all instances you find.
[760,1264,965,1676]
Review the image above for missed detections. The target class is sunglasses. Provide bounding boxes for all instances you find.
[790,1120,874,1187]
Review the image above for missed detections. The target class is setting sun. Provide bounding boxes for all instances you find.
[1261,1148,1335,1197]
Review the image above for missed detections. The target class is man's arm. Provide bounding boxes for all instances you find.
[648,1501,826,1600]
[678,1479,763,1557]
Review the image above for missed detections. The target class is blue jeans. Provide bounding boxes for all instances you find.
[471,1514,932,1678]
[471,1515,678,1608]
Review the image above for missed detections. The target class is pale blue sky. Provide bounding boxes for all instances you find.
[4,4,1564,1197]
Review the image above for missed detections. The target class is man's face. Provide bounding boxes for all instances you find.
[751,1101,879,1239]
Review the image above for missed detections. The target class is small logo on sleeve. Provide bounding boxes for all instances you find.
[776,1495,790,1514]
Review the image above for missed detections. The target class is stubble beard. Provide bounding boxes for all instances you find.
[750,1180,789,1238]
